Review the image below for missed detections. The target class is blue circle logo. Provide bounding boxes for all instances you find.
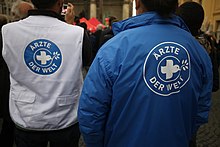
[143,42,191,96]
[24,39,62,75]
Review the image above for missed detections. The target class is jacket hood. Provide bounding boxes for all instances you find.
[112,12,190,35]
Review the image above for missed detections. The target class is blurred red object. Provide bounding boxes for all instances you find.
[89,17,106,29]
[80,17,96,33]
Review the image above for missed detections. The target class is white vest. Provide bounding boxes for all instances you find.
[2,16,84,130]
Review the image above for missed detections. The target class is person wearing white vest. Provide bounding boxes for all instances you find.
[1,0,92,146]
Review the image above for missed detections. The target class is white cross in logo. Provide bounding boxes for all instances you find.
[161,60,180,80]
[36,51,51,65]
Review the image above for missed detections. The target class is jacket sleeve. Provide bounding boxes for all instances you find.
[195,54,213,133]
[78,55,112,147]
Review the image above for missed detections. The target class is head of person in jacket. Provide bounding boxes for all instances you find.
[135,0,178,17]
[31,0,64,13]
[175,2,204,36]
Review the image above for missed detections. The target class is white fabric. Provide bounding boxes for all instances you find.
[2,16,84,130]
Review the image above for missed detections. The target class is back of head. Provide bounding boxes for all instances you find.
[141,0,178,18]
[96,24,103,31]
[0,14,8,28]
[108,16,118,27]
[11,0,34,20]
[31,0,58,9]
[176,2,204,36]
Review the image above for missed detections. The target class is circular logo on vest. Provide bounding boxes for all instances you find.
[24,39,62,75]
[143,42,191,96]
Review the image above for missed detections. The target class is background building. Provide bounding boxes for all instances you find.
[0,0,130,24]
[0,0,14,16]
[63,0,130,22]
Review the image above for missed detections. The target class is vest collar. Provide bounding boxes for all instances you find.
[28,10,65,22]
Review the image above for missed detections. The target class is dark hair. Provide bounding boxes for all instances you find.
[0,14,7,28]
[109,16,118,27]
[141,0,178,17]
[176,2,204,36]
[31,0,58,9]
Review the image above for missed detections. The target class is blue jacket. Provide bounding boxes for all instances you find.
[78,12,213,147]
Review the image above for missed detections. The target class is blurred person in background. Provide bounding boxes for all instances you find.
[176,2,220,146]
[99,16,118,49]
[176,1,219,93]
[11,0,34,21]
[91,24,104,59]
[1,0,92,147]
[63,2,75,24]
[78,0,213,147]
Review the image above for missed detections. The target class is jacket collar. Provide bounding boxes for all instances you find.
[112,12,190,35]
[28,10,65,22]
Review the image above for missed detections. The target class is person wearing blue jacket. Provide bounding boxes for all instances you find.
[78,0,213,147]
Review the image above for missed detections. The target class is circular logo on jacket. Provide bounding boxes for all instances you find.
[24,39,62,75]
[143,42,191,96]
